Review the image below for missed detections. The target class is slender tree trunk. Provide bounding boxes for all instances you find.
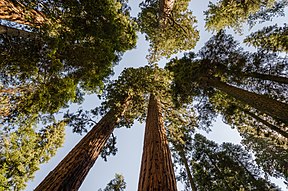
[138,94,177,191]
[35,100,130,191]
[208,78,288,124]
[0,24,36,38]
[0,0,46,27]
[178,147,197,191]
[245,72,288,85]
[241,108,288,139]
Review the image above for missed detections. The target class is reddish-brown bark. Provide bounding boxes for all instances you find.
[35,100,130,191]
[138,94,177,191]
[208,78,288,124]
[0,0,46,27]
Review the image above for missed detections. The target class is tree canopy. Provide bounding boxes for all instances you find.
[137,0,199,62]
[1,0,288,190]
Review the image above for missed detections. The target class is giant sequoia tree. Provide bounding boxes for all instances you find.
[2,0,288,190]
[138,94,177,190]
[33,66,149,191]
[166,31,288,188]
[167,31,288,127]
[0,0,137,121]
[0,1,137,190]
[34,65,191,190]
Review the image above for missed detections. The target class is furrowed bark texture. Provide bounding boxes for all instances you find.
[0,0,46,27]
[35,107,126,191]
[208,78,288,124]
[138,94,177,191]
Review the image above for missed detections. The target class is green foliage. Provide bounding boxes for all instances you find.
[0,120,65,191]
[247,0,288,27]
[242,134,288,185]
[205,0,277,32]
[98,173,126,191]
[190,134,280,190]
[98,65,173,127]
[209,91,288,144]
[244,24,288,52]
[0,0,137,122]
[166,31,288,129]
[138,0,199,63]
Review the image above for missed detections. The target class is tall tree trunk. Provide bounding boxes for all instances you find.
[35,100,130,191]
[0,0,46,27]
[244,72,288,85]
[138,94,177,191]
[207,78,288,124]
[178,147,197,191]
[241,108,288,139]
[0,24,36,38]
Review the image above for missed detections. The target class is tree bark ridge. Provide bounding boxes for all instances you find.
[138,94,177,191]
[35,99,130,191]
[0,0,47,27]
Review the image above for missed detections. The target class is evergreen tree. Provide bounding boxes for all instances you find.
[34,65,180,190]
[204,0,280,32]
[0,0,137,121]
[138,0,199,62]
[98,173,127,191]
[33,66,144,190]
[166,31,288,126]
[190,134,280,190]
[244,24,288,52]
[242,134,288,186]
[168,125,198,191]
[0,120,65,191]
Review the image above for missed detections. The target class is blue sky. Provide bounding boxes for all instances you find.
[24,0,287,190]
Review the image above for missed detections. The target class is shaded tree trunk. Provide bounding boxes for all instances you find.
[178,147,197,191]
[35,100,130,191]
[138,94,177,191]
[207,78,288,124]
[0,24,36,38]
[241,108,288,139]
[244,72,288,85]
[0,0,46,27]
